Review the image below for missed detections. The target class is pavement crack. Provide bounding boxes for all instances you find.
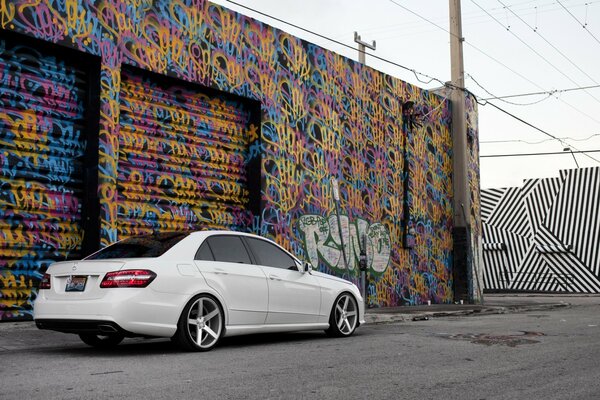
[90,370,124,376]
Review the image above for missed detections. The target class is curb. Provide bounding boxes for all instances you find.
[364,303,570,325]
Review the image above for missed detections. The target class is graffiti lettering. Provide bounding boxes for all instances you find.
[297,214,390,275]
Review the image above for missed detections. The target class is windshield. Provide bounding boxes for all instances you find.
[86,232,189,260]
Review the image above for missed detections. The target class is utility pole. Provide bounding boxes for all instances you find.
[449,0,478,303]
[354,32,376,65]
[353,31,375,304]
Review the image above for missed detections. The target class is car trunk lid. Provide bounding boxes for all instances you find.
[43,260,127,300]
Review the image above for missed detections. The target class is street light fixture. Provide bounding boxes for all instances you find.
[563,147,580,168]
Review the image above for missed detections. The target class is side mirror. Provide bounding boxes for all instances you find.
[303,261,312,273]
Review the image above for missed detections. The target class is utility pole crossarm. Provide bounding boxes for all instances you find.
[354,31,376,65]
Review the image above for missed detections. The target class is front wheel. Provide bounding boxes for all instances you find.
[79,333,124,348]
[325,293,359,337]
[175,294,224,352]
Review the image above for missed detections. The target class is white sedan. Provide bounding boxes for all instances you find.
[34,231,365,351]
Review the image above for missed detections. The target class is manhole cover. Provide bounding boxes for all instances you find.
[442,331,545,347]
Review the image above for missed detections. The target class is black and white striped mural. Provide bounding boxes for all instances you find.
[482,167,600,293]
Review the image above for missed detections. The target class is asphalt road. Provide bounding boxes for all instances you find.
[1,299,599,399]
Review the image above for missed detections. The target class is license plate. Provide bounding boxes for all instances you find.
[65,276,87,292]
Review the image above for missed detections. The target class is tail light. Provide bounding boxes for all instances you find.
[100,269,156,288]
[39,273,51,290]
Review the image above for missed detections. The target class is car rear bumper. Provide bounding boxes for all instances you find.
[35,319,136,336]
[34,289,185,338]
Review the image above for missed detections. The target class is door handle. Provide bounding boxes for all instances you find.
[269,274,282,281]
[214,268,228,275]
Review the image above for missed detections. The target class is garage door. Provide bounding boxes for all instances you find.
[0,39,91,320]
[117,69,255,237]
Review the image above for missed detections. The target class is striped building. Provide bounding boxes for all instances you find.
[482,167,600,293]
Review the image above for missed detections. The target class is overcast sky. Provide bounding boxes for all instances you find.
[211,0,600,189]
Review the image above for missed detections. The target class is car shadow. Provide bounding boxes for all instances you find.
[37,329,365,357]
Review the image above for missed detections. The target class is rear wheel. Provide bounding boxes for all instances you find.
[175,294,224,352]
[325,293,359,337]
[78,333,124,348]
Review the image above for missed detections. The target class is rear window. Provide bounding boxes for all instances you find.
[85,233,189,260]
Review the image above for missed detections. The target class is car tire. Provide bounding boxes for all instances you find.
[78,333,124,348]
[325,292,359,338]
[175,294,224,352]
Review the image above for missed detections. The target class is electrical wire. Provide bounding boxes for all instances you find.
[498,0,600,87]
[481,149,600,157]
[224,0,448,88]
[471,0,600,106]
[480,83,600,100]
[222,0,600,163]
[480,100,600,163]
[357,1,599,41]
[385,0,600,125]
[467,73,554,105]
[481,133,600,144]
[557,0,600,47]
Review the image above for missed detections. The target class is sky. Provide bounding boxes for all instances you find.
[210,0,600,189]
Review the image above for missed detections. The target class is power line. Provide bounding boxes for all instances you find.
[557,0,600,47]
[481,149,600,158]
[498,0,600,90]
[468,73,554,105]
[480,83,600,100]
[222,0,600,159]
[386,0,600,125]
[481,133,600,144]
[481,100,600,163]
[386,0,554,91]
[358,0,598,41]
[471,0,600,106]
[224,0,448,87]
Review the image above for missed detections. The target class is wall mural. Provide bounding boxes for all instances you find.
[482,167,600,293]
[0,0,465,319]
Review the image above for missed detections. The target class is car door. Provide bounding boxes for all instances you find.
[243,237,321,324]
[194,235,268,326]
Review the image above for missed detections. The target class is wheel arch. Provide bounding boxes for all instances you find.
[176,288,229,333]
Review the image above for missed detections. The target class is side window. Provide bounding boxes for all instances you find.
[195,242,214,261]
[246,237,297,270]
[206,236,252,264]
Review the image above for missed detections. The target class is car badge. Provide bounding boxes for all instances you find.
[72,264,77,271]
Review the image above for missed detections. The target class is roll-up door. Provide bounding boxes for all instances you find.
[0,39,93,320]
[117,68,255,237]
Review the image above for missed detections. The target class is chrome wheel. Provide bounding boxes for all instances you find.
[177,295,223,351]
[326,293,358,337]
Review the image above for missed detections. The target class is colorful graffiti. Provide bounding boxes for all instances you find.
[0,0,471,319]
[297,214,390,276]
[0,39,87,319]
[116,69,257,237]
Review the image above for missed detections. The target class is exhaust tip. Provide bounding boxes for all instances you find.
[98,324,118,334]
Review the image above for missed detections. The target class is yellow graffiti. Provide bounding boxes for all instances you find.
[65,0,92,43]
[0,0,15,29]
[278,33,309,81]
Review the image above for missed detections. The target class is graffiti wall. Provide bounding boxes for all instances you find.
[0,0,462,318]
